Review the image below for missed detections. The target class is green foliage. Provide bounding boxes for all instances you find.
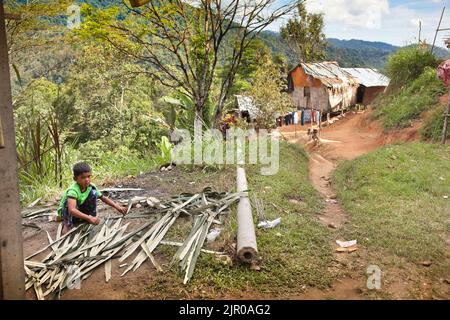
[14,79,59,182]
[386,45,439,90]
[78,1,223,124]
[247,62,292,129]
[421,104,450,141]
[160,92,214,132]
[12,34,169,202]
[224,39,273,95]
[280,3,326,63]
[58,42,169,151]
[374,67,445,129]
[154,136,174,166]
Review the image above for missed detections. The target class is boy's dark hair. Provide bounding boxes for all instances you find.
[73,162,91,177]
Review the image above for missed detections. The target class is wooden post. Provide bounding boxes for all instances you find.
[418,20,422,44]
[319,111,322,138]
[0,112,4,148]
[431,7,445,54]
[294,116,297,138]
[0,1,25,299]
[442,93,450,144]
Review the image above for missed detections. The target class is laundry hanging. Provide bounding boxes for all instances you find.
[303,109,312,123]
[293,111,299,125]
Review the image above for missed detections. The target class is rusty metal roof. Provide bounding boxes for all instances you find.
[298,62,357,89]
[342,68,390,87]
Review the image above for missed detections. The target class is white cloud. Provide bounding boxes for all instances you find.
[306,0,390,30]
[265,0,449,47]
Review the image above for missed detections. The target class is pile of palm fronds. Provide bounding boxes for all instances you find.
[25,188,241,299]
[24,218,148,299]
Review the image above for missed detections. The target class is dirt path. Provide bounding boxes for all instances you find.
[281,112,386,229]
[279,111,426,299]
[308,112,383,227]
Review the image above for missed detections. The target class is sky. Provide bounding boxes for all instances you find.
[268,0,450,46]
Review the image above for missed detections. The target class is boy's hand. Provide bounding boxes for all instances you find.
[88,216,101,225]
[115,205,128,215]
[100,196,128,215]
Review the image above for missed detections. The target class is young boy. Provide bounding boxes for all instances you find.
[58,162,127,234]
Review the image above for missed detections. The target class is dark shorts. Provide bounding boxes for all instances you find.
[61,187,99,228]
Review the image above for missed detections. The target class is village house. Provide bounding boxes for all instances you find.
[287,62,391,119]
[287,62,358,115]
[342,68,390,106]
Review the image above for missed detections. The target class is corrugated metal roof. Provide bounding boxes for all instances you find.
[342,68,390,87]
[235,95,260,121]
[299,62,357,89]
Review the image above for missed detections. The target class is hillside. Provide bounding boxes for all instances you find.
[260,31,450,70]
[19,0,447,70]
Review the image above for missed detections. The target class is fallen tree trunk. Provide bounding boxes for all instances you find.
[236,167,258,264]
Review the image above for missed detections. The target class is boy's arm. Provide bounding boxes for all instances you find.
[100,196,127,215]
[67,198,99,225]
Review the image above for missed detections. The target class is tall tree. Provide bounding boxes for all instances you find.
[5,0,71,57]
[224,38,272,95]
[80,0,299,128]
[5,0,74,98]
[247,61,292,129]
[280,3,326,63]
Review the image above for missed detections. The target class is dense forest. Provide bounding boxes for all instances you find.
[7,0,450,205]
[7,0,296,203]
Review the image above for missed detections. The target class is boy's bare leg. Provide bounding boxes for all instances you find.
[62,223,71,235]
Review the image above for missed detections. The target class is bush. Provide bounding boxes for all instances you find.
[386,45,439,90]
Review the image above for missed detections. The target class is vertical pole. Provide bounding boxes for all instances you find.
[442,92,450,145]
[431,7,445,54]
[294,113,297,138]
[419,20,422,44]
[319,111,322,138]
[0,0,25,299]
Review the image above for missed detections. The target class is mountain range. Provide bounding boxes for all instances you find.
[16,0,450,70]
[260,31,450,70]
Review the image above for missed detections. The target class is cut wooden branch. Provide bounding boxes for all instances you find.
[100,188,144,192]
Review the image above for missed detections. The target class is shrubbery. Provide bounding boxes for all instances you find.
[385,45,439,90]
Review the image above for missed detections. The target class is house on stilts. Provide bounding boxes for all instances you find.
[287,62,358,116]
[286,62,390,123]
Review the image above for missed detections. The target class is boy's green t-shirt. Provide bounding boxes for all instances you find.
[57,182,103,216]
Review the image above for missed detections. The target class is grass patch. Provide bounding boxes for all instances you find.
[333,142,450,265]
[374,68,445,130]
[145,142,334,298]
